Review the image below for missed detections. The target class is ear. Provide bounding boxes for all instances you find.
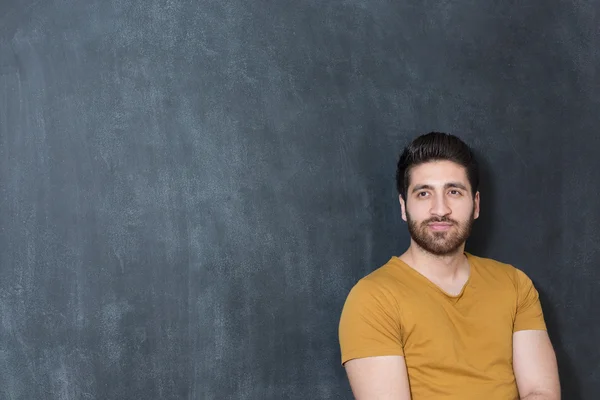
[399,194,407,222]
[473,191,480,220]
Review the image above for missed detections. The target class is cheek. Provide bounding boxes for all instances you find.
[406,203,429,220]
[455,202,476,219]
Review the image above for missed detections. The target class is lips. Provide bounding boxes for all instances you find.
[427,223,453,231]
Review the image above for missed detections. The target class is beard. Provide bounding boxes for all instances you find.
[406,209,475,256]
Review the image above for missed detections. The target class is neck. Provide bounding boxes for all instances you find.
[400,242,468,281]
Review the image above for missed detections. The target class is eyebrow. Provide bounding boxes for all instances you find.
[411,182,469,193]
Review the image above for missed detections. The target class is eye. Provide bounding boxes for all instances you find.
[449,190,462,196]
[417,191,429,197]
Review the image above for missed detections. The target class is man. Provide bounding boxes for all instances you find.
[338,132,560,399]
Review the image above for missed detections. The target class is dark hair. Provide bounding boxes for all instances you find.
[396,132,479,200]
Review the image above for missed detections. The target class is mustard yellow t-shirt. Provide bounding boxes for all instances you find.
[338,252,547,399]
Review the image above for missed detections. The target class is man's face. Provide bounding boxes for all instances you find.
[399,160,480,256]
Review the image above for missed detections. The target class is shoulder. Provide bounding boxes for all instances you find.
[468,252,536,289]
[354,257,410,290]
[343,258,408,306]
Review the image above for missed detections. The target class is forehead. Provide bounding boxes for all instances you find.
[408,160,469,187]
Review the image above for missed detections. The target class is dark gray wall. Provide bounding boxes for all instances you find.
[1,0,598,399]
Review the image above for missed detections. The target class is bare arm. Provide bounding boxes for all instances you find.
[513,330,560,400]
[344,355,411,400]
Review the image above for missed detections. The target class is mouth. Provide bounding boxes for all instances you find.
[427,223,453,231]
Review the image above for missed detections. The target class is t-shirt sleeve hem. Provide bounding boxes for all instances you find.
[341,348,405,365]
[513,322,547,332]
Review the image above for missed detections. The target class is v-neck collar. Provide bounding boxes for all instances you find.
[391,252,476,301]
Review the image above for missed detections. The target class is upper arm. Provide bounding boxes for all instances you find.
[345,356,412,400]
[512,270,559,397]
[513,330,560,399]
[338,279,404,364]
[339,279,408,398]
[513,269,546,332]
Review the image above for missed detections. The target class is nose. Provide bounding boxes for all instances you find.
[430,194,451,217]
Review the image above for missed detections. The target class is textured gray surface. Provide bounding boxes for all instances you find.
[0,0,598,398]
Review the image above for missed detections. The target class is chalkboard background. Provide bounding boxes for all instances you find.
[1,1,598,399]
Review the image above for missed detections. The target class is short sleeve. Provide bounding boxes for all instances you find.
[513,269,547,332]
[338,279,404,365]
